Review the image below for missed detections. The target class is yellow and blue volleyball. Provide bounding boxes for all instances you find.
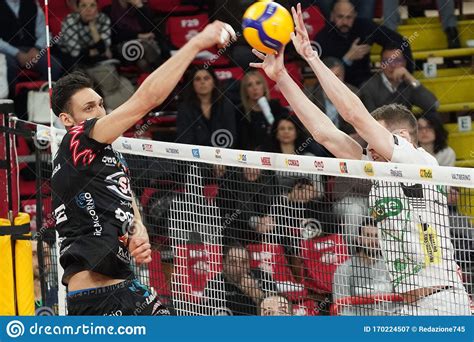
[242,1,294,54]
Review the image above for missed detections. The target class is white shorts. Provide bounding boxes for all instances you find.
[400,287,472,316]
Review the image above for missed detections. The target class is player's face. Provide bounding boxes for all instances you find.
[193,70,214,98]
[78,0,98,23]
[62,88,106,127]
[246,74,265,101]
[331,2,356,33]
[417,118,435,145]
[276,119,297,145]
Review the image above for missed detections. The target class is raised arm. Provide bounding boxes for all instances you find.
[91,22,236,144]
[250,49,362,160]
[291,4,395,161]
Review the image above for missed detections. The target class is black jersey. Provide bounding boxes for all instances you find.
[51,118,135,285]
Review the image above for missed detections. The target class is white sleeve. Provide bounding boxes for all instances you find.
[390,135,438,165]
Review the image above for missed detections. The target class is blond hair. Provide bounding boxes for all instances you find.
[240,71,270,119]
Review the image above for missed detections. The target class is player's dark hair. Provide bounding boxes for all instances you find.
[419,111,448,154]
[51,71,94,117]
[371,104,418,144]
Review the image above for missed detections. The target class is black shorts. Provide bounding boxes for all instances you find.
[67,279,171,316]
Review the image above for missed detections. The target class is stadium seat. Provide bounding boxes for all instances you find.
[21,197,52,231]
[413,73,474,113]
[173,243,222,302]
[15,81,45,97]
[166,13,209,49]
[370,20,474,61]
[247,243,307,301]
[165,13,230,66]
[149,250,172,300]
[413,67,471,79]
[97,0,112,10]
[40,0,72,37]
[445,123,474,161]
[148,0,199,14]
[301,5,325,41]
[300,234,350,293]
[214,67,244,82]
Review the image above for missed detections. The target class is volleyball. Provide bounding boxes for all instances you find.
[242,1,294,54]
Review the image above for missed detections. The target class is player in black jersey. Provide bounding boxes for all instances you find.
[50,21,236,316]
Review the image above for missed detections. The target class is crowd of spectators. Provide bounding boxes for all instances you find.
[2,0,471,316]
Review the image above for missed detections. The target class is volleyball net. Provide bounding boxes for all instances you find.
[6,120,474,316]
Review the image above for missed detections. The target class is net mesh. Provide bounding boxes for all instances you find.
[24,123,474,316]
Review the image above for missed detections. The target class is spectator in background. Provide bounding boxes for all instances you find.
[315,0,413,87]
[383,0,460,49]
[238,71,288,151]
[0,54,7,99]
[262,116,324,192]
[308,0,376,21]
[333,221,397,316]
[204,245,266,315]
[103,0,164,72]
[59,0,135,110]
[360,44,438,113]
[260,295,293,316]
[176,67,237,148]
[417,112,456,166]
[305,57,358,131]
[217,167,277,246]
[0,0,62,96]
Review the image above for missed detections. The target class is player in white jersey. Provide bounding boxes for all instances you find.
[250,3,471,315]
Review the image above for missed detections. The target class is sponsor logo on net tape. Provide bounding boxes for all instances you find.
[451,173,471,181]
[285,158,300,167]
[192,148,201,158]
[364,162,375,176]
[142,143,153,152]
[165,147,179,155]
[261,156,271,166]
[314,160,324,171]
[339,162,348,174]
[419,168,433,179]
[237,153,247,164]
[390,167,403,178]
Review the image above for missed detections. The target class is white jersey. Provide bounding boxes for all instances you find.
[365,135,463,293]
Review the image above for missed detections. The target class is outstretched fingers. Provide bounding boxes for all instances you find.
[249,62,263,69]
[252,48,266,60]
